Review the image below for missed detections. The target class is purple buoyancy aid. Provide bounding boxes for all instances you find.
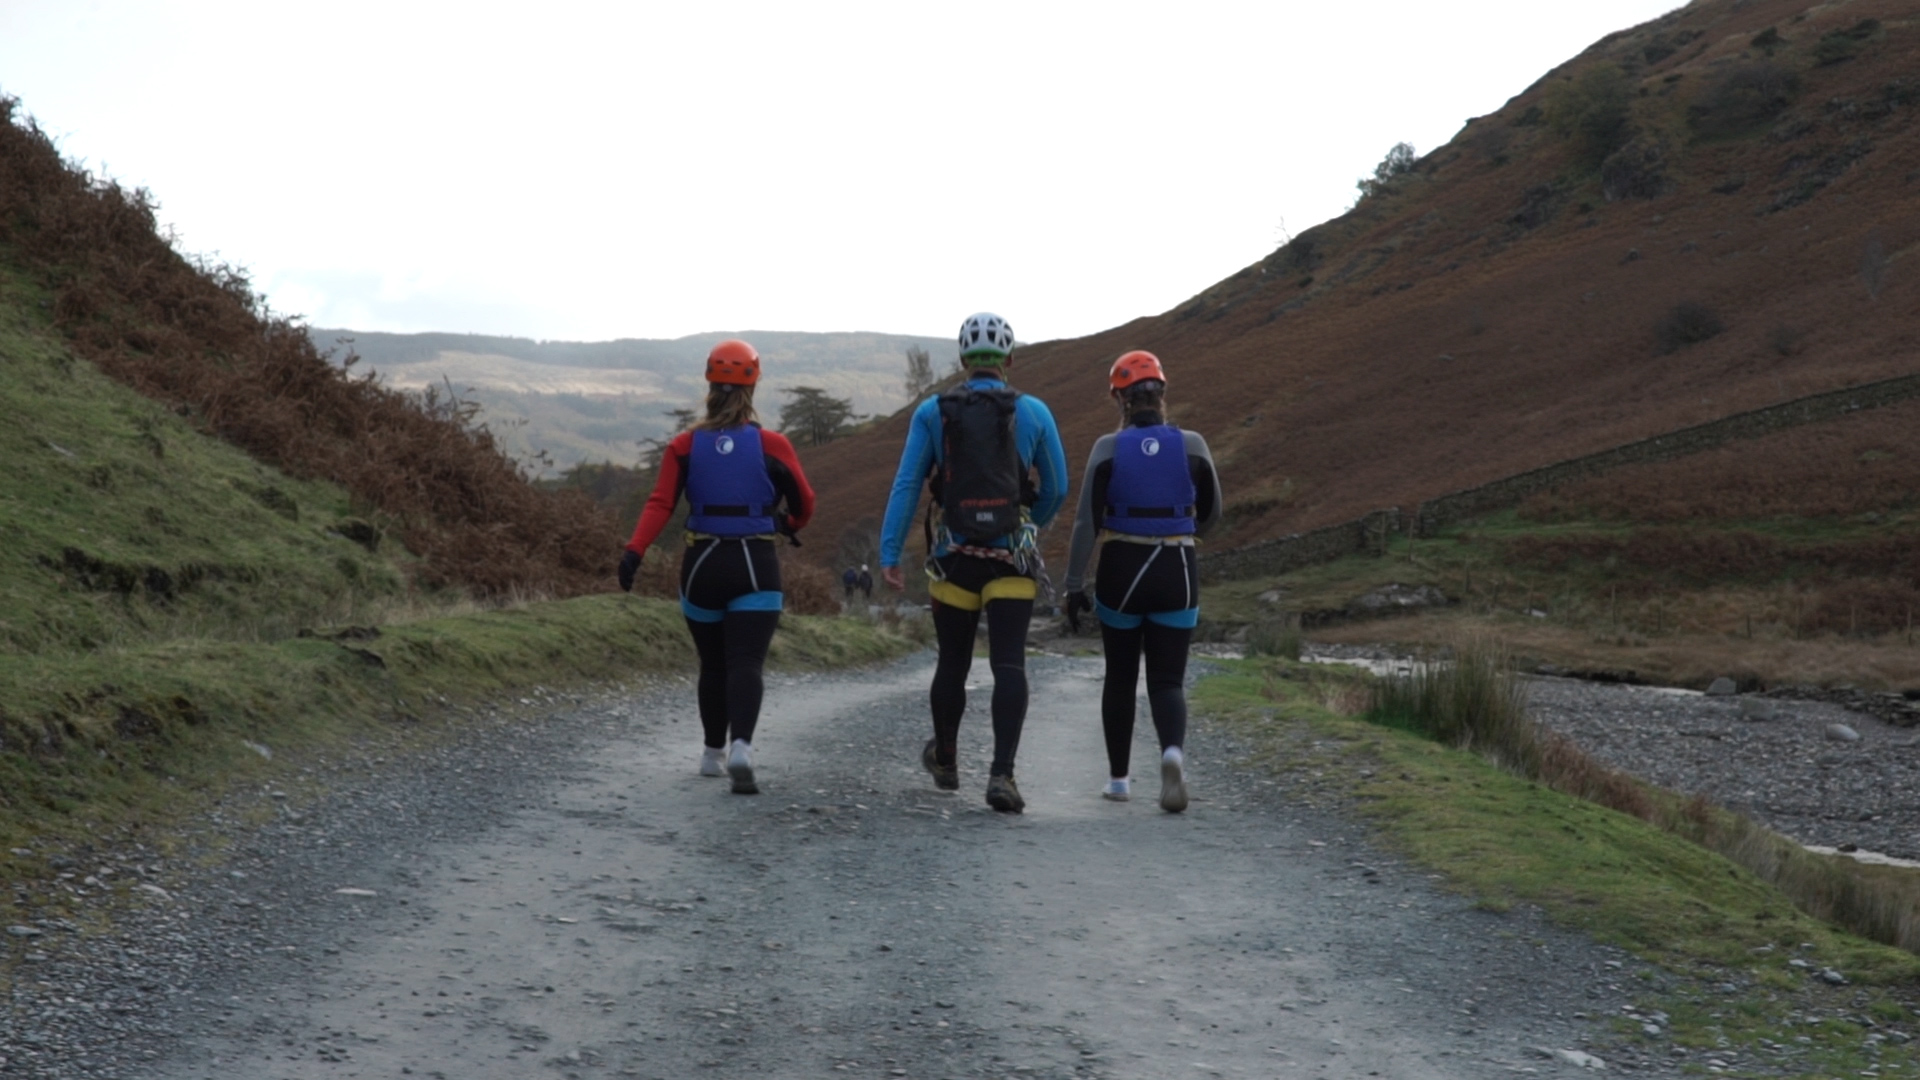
[1101,424,1196,536]
[687,426,779,536]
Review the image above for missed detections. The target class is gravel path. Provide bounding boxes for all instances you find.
[1526,677,1920,864]
[1,652,1673,1079]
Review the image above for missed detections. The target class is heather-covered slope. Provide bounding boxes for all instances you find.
[800,0,1919,566]
[0,99,616,597]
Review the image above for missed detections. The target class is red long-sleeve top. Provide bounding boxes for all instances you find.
[624,426,815,556]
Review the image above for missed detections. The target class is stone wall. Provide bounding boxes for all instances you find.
[1409,373,1920,537]
[1200,508,1399,583]
[1202,372,1920,583]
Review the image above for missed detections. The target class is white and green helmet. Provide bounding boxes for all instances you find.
[958,311,1015,360]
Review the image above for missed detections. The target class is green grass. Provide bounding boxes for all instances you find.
[0,265,414,655]
[1202,503,1920,692]
[1206,509,1911,628]
[0,594,916,901]
[1198,657,1920,1073]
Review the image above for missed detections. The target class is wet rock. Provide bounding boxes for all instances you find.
[1346,583,1450,617]
[1557,1048,1608,1069]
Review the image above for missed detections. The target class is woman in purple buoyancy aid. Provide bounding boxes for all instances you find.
[617,340,815,795]
[1062,351,1222,812]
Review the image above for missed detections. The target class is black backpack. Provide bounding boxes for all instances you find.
[931,384,1025,545]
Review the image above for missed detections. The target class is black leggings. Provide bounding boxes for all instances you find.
[1093,540,1197,778]
[928,555,1033,778]
[1098,621,1191,778]
[681,539,783,749]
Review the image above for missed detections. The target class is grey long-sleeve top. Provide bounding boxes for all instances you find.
[1063,414,1224,594]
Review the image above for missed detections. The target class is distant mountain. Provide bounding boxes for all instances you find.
[307,328,959,473]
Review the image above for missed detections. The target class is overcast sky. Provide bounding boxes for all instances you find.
[1,1,1681,345]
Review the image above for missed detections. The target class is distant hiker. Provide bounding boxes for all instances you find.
[857,564,873,600]
[880,312,1068,813]
[617,339,814,795]
[1062,351,1222,812]
[842,566,859,603]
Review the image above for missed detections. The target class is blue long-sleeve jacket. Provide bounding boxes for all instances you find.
[878,375,1069,567]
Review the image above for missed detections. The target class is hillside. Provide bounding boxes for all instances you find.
[0,97,616,598]
[796,0,1919,569]
[0,267,412,655]
[315,328,958,473]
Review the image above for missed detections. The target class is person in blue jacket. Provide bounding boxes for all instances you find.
[1062,351,1222,812]
[880,312,1068,813]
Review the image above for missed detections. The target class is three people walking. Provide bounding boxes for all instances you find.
[618,324,1220,815]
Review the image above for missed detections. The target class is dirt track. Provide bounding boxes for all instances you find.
[17,653,1670,1079]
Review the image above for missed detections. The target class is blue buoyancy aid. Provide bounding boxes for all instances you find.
[1102,424,1197,535]
[687,426,779,536]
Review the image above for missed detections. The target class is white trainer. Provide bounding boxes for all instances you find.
[726,739,758,795]
[1159,747,1188,813]
[1103,777,1131,801]
[699,746,726,777]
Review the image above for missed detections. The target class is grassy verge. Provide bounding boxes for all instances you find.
[1198,655,1920,1073]
[1204,516,1920,691]
[0,595,916,898]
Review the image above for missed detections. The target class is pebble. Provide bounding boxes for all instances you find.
[1825,723,1861,743]
[7,925,42,938]
[1556,1048,1607,1069]
[1820,968,1849,985]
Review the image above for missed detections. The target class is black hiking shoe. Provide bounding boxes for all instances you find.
[922,738,959,791]
[985,774,1024,814]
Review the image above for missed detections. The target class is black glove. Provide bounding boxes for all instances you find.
[617,549,642,593]
[1064,591,1092,633]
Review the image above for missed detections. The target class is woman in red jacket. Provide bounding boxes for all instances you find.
[617,340,815,795]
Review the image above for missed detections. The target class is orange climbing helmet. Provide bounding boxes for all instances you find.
[1108,350,1166,393]
[705,339,760,386]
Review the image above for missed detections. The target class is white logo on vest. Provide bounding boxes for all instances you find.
[1141,437,1161,456]
[716,435,735,455]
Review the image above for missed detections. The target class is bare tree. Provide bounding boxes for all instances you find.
[903,344,936,400]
